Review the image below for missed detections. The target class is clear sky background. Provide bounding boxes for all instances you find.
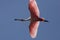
[0,0,60,40]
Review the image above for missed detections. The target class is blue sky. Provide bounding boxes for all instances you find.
[0,0,60,40]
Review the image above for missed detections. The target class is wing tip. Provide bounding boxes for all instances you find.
[30,34,37,38]
[30,30,37,38]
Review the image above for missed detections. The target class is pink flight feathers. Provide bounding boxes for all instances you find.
[29,21,40,38]
[28,0,40,38]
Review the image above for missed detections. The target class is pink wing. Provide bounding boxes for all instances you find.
[28,0,40,38]
[29,21,40,38]
[28,0,40,18]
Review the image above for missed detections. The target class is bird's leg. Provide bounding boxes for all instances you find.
[14,17,31,21]
[14,19,26,21]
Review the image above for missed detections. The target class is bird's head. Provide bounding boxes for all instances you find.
[41,18,48,22]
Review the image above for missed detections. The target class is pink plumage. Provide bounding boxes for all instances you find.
[15,0,48,39]
[29,21,40,38]
[28,0,40,38]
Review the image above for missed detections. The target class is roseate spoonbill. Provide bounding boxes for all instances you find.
[14,0,48,38]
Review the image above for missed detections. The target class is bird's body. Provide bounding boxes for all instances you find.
[15,0,48,38]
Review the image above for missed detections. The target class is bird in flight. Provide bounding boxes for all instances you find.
[14,0,48,38]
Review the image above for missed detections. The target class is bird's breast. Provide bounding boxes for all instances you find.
[31,17,39,22]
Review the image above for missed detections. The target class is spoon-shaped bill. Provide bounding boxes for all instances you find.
[29,21,40,38]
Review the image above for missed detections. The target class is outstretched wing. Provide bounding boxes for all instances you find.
[28,0,40,38]
[29,21,40,38]
[28,0,40,18]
